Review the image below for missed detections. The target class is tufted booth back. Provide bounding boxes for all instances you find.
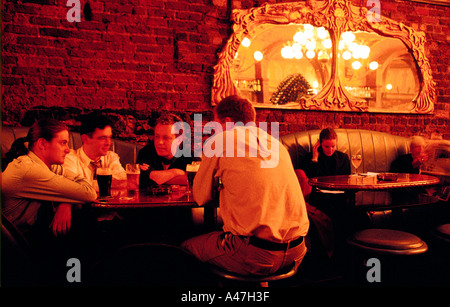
[2,126,413,173]
[1,126,144,167]
[279,128,411,173]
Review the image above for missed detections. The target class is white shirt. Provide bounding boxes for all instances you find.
[193,125,309,243]
[2,151,97,232]
[63,147,127,185]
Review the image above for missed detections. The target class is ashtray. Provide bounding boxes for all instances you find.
[148,185,173,196]
[377,173,398,181]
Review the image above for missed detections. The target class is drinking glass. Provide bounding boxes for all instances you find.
[186,161,201,193]
[126,163,140,195]
[97,167,112,198]
[351,154,362,175]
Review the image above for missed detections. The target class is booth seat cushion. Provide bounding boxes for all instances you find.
[279,128,410,173]
[1,126,144,166]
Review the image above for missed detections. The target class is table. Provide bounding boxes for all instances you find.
[308,173,441,229]
[91,185,217,228]
[308,173,440,192]
[92,185,196,209]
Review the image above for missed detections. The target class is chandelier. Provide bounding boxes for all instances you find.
[280,25,378,71]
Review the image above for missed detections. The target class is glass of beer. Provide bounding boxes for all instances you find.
[126,163,140,196]
[186,162,200,193]
[97,167,112,198]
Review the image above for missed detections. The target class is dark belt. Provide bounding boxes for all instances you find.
[248,236,304,251]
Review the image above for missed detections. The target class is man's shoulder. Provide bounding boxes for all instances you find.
[104,150,120,158]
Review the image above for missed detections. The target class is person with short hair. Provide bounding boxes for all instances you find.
[181,95,309,276]
[390,136,428,174]
[63,113,126,187]
[137,113,196,189]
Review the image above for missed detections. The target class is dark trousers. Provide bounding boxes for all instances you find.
[181,231,307,276]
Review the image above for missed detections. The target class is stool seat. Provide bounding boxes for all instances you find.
[347,228,428,255]
[432,224,450,243]
[209,263,298,287]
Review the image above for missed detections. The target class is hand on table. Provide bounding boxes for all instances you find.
[50,203,71,237]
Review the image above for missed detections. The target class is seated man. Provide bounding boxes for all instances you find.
[2,118,97,238]
[390,136,428,174]
[181,95,309,276]
[137,113,196,189]
[2,119,98,284]
[63,113,127,188]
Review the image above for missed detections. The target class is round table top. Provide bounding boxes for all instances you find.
[308,173,440,191]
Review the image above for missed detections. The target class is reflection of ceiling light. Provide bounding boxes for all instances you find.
[386,83,393,90]
[241,37,251,47]
[348,42,359,52]
[341,31,356,44]
[280,27,370,64]
[359,45,371,59]
[369,61,379,70]
[281,45,294,59]
[305,40,316,50]
[293,32,307,44]
[342,51,352,60]
[293,43,303,59]
[352,61,361,70]
[317,27,328,39]
[323,38,332,49]
[254,51,263,61]
[312,81,319,88]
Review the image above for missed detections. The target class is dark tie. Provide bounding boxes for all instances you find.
[90,160,102,179]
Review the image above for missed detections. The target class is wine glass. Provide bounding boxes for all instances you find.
[351,154,362,175]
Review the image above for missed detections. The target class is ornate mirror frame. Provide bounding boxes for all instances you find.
[211,0,436,113]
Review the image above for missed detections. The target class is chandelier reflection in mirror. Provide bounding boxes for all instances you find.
[212,0,435,114]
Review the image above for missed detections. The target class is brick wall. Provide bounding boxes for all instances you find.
[2,0,449,140]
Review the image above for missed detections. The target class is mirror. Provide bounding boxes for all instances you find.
[212,0,436,114]
[231,24,332,107]
[338,31,421,113]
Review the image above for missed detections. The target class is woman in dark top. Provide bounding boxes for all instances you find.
[300,128,352,255]
[301,128,351,179]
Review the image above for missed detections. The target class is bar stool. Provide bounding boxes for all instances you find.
[209,263,298,287]
[347,228,428,255]
[432,224,450,244]
[346,228,428,284]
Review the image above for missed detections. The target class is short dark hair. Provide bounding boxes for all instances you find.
[80,113,113,136]
[154,112,183,127]
[215,95,256,124]
[319,128,337,143]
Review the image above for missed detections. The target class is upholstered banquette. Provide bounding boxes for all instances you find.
[2,126,412,173]
[1,126,144,166]
[279,128,411,173]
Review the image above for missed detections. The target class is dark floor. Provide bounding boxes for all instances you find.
[3,203,450,288]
